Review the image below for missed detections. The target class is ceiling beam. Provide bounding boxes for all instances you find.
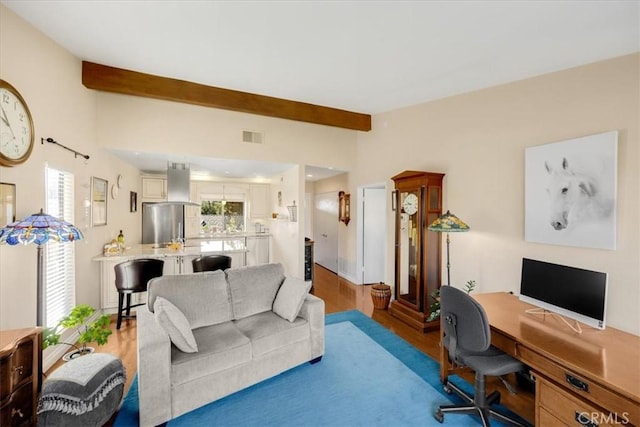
[82,61,371,131]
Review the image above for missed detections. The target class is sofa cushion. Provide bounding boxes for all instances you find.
[233,311,309,358]
[273,277,312,322]
[226,263,285,320]
[171,322,251,386]
[147,271,232,328]
[154,297,198,353]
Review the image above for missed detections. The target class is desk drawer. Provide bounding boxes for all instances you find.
[521,346,638,426]
[538,376,623,427]
[491,330,518,357]
[538,407,568,427]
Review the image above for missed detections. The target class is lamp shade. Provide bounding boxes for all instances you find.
[428,210,470,232]
[0,209,83,326]
[0,209,83,245]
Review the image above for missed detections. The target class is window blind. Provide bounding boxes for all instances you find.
[45,167,76,328]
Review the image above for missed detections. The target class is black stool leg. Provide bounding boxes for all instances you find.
[117,293,124,330]
[125,294,132,318]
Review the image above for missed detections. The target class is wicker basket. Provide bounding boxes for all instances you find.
[371,283,391,310]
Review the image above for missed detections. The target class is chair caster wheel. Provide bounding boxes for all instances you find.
[434,409,444,423]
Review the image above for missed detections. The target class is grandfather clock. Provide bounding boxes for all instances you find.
[389,170,444,332]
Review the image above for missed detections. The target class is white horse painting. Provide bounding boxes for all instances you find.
[525,131,617,250]
[544,156,614,231]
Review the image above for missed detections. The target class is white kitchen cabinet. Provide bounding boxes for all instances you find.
[142,177,167,200]
[157,255,200,276]
[97,245,252,313]
[184,205,202,238]
[249,184,270,219]
[227,251,245,268]
[100,258,125,313]
[99,255,190,313]
[246,236,270,266]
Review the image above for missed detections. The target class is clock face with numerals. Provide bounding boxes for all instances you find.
[0,80,34,167]
[403,193,419,215]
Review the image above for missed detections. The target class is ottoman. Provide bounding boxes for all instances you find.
[37,352,126,426]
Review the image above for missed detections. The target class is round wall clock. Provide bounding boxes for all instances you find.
[402,193,419,215]
[0,80,34,167]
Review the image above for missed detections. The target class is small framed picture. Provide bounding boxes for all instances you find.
[91,176,108,226]
[130,191,137,213]
[0,182,16,226]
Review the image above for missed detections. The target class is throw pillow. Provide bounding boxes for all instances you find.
[154,297,198,353]
[273,277,312,322]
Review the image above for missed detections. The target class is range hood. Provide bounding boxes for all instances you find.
[161,162,199,206]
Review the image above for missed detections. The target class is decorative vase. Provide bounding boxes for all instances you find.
[371,283,391,310]
[62,346,95,362]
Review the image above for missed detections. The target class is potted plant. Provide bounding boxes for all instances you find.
[43,304,112,361]
[427,280,476,322]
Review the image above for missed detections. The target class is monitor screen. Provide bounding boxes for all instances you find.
[519,258,608,330]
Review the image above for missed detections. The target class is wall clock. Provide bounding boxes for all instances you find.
[402,193,419,215]
[111,184,119,200]
[0,80,34,167]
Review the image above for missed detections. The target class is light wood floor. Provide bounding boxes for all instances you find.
[49,264,535,425]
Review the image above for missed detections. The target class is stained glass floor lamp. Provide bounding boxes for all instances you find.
[0,209,83,326]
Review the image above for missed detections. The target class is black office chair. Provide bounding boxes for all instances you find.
[114,258,164,329]
[435,286,530,426]
[191,254,232,273]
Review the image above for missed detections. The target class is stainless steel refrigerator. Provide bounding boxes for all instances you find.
[142,202,185,244]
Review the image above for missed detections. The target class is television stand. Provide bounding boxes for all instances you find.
[525,307,584,334]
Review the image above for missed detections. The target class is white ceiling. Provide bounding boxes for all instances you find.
[3,0,638,179]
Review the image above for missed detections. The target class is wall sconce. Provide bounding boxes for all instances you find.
[338,191,350,225]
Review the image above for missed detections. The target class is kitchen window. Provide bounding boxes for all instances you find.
[201,199,245,233]
[45,166,76,327]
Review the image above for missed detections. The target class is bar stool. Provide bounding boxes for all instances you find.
[191,254,232,272]
[114,258,164,329]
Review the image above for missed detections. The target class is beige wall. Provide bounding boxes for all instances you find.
[0,5,142,329]
[95,92,357,173]
[353,54,640,334]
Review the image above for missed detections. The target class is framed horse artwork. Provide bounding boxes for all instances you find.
[524,131,617,250]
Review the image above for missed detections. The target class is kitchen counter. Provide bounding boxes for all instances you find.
[93,233,270,262]
[93,242,247,262]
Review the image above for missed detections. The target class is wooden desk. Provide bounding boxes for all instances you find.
[440,292,640,426]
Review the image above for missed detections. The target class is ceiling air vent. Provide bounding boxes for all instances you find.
[242,130,263,144]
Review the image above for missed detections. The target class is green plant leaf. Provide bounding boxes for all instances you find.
[45,305,112,350]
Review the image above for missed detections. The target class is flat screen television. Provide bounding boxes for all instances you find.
[519,258,608,330]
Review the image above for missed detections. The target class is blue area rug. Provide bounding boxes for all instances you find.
[114,310,505,426]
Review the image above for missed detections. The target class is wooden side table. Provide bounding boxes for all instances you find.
[0,327,42,427]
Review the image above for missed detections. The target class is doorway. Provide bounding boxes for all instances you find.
[359,186,386,285]
[314,192,338,273]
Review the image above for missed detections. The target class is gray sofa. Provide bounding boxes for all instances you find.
[136,263,325,426]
